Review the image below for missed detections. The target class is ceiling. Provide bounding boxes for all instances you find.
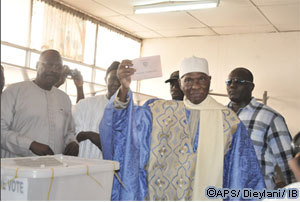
[59,0,300,39]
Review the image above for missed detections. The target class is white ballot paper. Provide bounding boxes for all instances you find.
[131,55,162,81]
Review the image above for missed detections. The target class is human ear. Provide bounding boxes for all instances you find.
[250,83,255,92]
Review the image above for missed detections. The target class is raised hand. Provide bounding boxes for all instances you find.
[117,60,136,101]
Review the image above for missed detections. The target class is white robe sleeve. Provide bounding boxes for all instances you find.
[1,85,33,157]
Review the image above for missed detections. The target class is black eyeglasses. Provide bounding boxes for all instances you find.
[225,78,253,86]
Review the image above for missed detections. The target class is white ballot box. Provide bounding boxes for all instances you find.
[1,155,119,201]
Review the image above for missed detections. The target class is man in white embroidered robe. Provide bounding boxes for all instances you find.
[100,56,265,200]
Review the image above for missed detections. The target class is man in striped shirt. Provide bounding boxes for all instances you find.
[226,67,295,189]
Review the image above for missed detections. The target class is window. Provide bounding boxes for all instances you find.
[1,0,31,47]
[96,26,141,69]
[1,64,36,87]
[96,26,141,91]
[1,0,141,104]
[95,69,106,85]
[31,0,97,64]
[29,52,41,69]
[1,45,26,67]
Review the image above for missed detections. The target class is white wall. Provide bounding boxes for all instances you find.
[140,32,300,137]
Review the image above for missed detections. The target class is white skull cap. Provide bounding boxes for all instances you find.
[179,56,209,78]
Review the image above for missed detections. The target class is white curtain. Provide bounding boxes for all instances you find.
[33,0,86,62]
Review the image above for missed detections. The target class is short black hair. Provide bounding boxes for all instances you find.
[232,67,254,82]
[105,61,120,81]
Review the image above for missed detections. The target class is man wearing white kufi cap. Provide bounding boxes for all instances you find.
[100,56,266,201]
[180,56,209,77]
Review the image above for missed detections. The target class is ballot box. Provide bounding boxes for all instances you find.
[1,155,119,201]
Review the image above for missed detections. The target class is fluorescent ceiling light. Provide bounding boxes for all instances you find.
[133,0,220,14]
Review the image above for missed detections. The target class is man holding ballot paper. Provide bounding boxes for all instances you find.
[99,56,265,200]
